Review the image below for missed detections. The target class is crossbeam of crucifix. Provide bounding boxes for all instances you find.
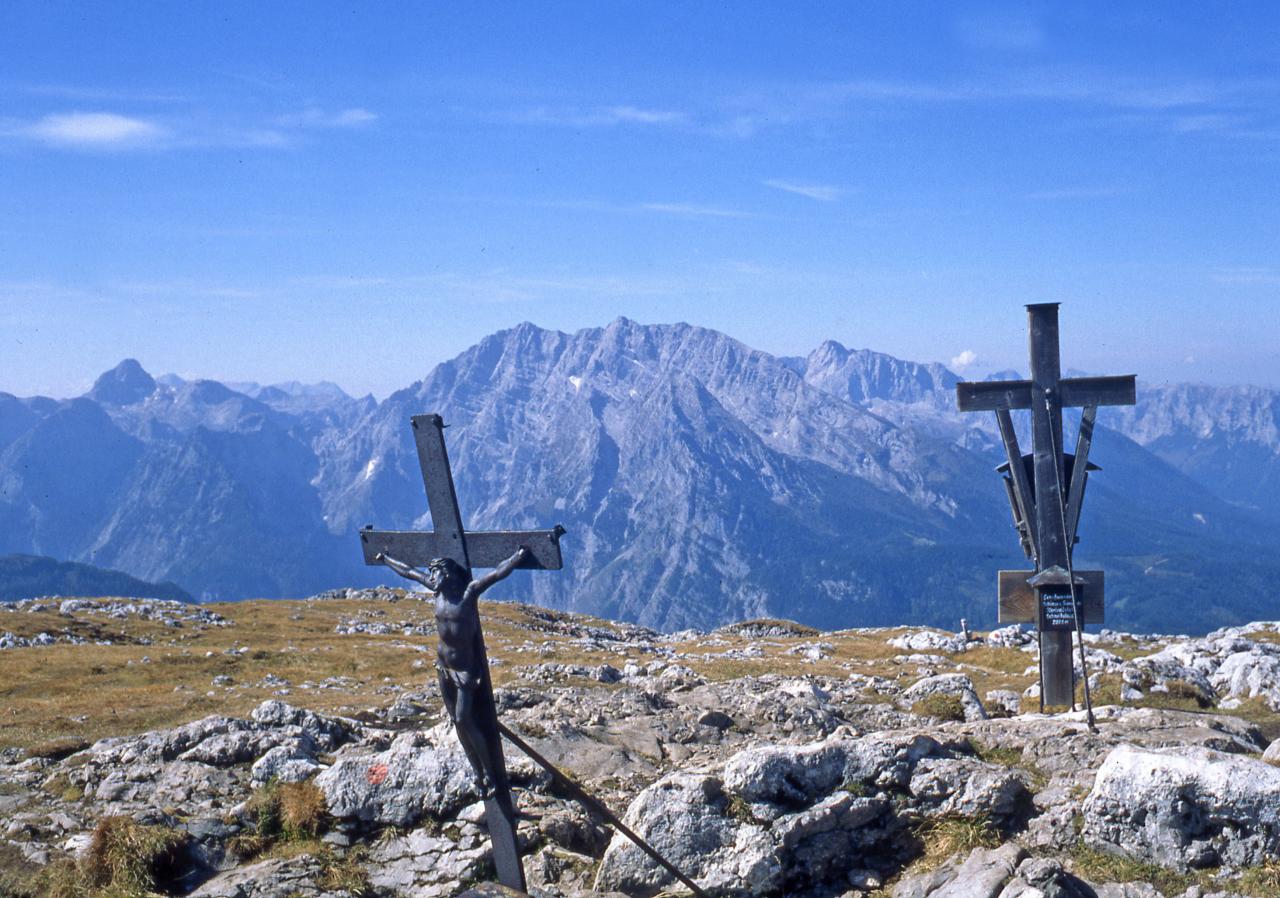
[358,415,565,572]
[359,414,564,891]
[956,304,1135,712]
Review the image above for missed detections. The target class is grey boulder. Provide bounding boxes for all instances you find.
[1083,744,1280,870]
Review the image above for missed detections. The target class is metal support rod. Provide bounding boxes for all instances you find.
[1046,400,1097,731]
[995,408,1038,563]
[1064,405,1097,547]
[497,722,711,898]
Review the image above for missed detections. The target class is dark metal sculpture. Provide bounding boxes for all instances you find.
[956,304,1135,721]
[359,414,710,897]
[360,414,565,891]
[378,549,529,799]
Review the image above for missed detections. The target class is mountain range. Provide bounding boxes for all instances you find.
[0,554,193,603]
[1,317,1277,633]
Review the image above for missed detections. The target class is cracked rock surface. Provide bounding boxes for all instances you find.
[4,603,1280,897]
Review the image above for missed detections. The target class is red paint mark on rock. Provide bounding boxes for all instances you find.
[366,763,389,785]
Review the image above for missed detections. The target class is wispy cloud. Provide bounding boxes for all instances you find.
[950,349,978,370]
[1170,113,1245,133]
[15,112,168,148]
[500,104,690,128]
[810,72,1228,111]
[275,107,377,128]
[3,103,379,152]
[1022,185,1130,201]
[639,202,752,219]
[763,179,843,202]
[715,68,1278,142]
[114,279,269,300]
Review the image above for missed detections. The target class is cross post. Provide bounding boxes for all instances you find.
[358,414,565,890]
[957,304,1135,710]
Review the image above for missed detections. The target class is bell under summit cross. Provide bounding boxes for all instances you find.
[956,304,1135,715]
[359,414,565,892]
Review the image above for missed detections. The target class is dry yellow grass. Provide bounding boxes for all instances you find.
[4,598,1278,757]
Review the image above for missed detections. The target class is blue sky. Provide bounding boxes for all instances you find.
[2,2,1277,398]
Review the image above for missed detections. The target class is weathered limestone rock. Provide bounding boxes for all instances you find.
[1083,744,1280,870]
[251,700,351,751]
[908,757,1031,826]
[985,689,1023,717]
[593,772,781,895]
[597,729,1002,894]
[902,674,987,721]
[367,825,490,895]
[251,744,321,784]
[187,855,328,897]
[1263,738,1280,765]
[892,843,1026,898]
[1210,650,1280,710]
[1121,645,1217,706]
[890,631,969,654]
[722,730,948,819]
[315,730,478,828]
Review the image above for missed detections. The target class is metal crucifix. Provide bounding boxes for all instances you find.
[359,414,565,891]
[358,415,711,897]
[956,304,1135,717]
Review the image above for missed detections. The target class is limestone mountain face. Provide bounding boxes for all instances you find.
[0,365,359,601]
[1110,381,1280,516]
[321,320,1008,631]
[1,323,1277,630]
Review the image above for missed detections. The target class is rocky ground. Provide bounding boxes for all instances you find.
[3,593,1280,897]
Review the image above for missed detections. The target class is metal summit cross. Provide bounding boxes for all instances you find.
[359,414,565,891]
[956,304,1135,717]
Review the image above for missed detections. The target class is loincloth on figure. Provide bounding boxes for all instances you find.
[436,661,480,690]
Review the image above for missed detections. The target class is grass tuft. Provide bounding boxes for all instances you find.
[1234,859,1280,896]
[83,816,189,895]
[318,845,374,895]
[28,738,90,762]
[910,814,1001,869]
[231,779,330,859]
[910,693,967,722]
[968,740,1022,767]
[1068,843,1193,895]
[24,815,191,897]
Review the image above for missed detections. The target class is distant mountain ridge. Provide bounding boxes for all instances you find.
[0,554,193,603]
[1,320,1277,632]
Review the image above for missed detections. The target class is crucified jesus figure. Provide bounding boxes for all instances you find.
[376,546,529,797]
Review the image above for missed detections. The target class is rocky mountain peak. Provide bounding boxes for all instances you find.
[801,341,958,405]
[87,359,156,406]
